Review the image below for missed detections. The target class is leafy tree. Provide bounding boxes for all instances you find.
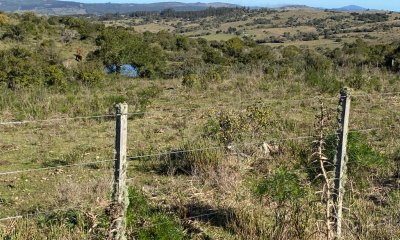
[304,50,332,72]
[0,48,44,89]
[0,46,69,90]
[2,25,26,41]
[175,35,190,51]
[58,16,104,40]
[153,31,177,50]
[92,27,164,78]
[343,39,370,65]
[224,37,245,57]
[202,47,228,65]
[241,45,275,65]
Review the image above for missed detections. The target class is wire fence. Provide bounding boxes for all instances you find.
[0,91,399,230]
[0,204,101,222]
[0,91,398,126]
[0,158,116,176]
[0,125,397,177]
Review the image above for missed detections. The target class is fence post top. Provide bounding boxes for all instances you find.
[115,103,128,114]
[340,88,350,97]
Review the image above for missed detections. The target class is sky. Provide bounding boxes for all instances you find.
[64,0,400,11]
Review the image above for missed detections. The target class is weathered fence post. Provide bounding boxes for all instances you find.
[109,103,129,240]
[333,89,351,240]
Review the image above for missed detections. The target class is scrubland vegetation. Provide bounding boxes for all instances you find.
[0,8,399,239]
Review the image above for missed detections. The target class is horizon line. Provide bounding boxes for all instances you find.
[57,1,398,11]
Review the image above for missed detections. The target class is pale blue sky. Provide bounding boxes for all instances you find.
[64,0,400,11]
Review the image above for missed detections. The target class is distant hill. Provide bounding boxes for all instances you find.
[332,5,368,12]
[0,0,239,15]
[278,5,320,11]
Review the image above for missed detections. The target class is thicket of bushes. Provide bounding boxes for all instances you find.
[0,12,399,94]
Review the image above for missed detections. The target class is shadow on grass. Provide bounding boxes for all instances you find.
[42,159,70,167]
[41,159,104,170]
[169,201,238,235]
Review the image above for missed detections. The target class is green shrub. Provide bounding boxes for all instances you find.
[37,209,83,229]
[224,37,245,57]
[347,70,366,90]
[45,64,69,90]
[367,76,383,91]
[73,61,105,86]
[322,132,387,189]
[255,168,304,203]
[2,25,26,41]
[127,188,185,240]
[324,132,387,170]
[0,47,47,89]
[181,74,199,88]
[137,213,186,240]
[203,68,223,83]
[202,47,228,65]
[347,132,387,170]
[214,110,244,145]
[304,70,342,94]
[304,51,332,72]
[203,105,270,145]
[347,71,384,92]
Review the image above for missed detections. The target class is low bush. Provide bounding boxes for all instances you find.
[126,188,186,240]
[254,168,304,203]
[73,61,106,86]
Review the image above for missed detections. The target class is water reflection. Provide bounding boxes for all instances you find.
[106,64,138,78]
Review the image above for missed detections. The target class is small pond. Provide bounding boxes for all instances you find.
[106,64,138,78]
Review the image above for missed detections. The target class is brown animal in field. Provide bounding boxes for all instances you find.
[74,48,83,62]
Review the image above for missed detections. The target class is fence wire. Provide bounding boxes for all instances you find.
[0,91,399,226]
[0,158,115,176]
[0,202,112,222]
[1,91,398,127]
[0,125,398,177]
[0,114,117,126]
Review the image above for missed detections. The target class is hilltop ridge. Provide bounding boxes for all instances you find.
[0,1,380,16]
[0,0,239,15]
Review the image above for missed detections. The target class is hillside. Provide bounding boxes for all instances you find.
[0,1,377,16]
[333,5,367,12]
[0,0,239,15]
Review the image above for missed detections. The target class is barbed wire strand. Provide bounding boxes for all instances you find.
[0,114,117,126]
[127,125,398,160]
[126,135,321,161]
[0,96,336,126]
[3,91,400,127]
[0,126,398,222]
[351,92,400,98]
[0,125,397,176]
[148,95,338,112]
[0,202,112,222]
[0,204,218,226]
[0,159,115,176]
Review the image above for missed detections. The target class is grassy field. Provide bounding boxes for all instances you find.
[1,71,399,239]
[124,9,400,48]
